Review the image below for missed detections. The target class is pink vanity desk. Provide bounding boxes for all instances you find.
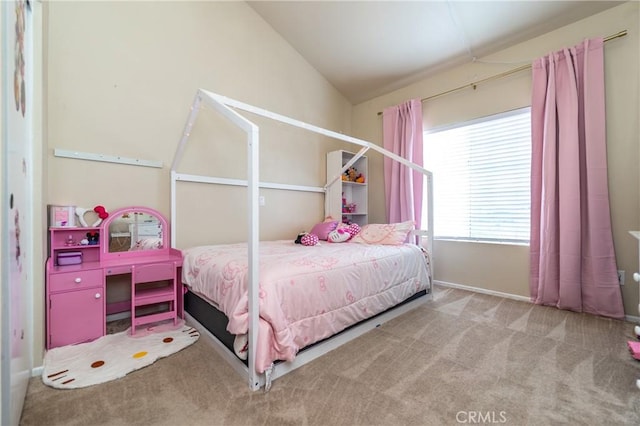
[45,206,183,349]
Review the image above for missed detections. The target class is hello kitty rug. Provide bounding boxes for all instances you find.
[42,321,199,389]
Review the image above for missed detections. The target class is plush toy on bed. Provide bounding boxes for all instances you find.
[294,232,318,246]
[327,222,361,243]
[327,228,350,243]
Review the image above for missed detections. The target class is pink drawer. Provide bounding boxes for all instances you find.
[48,269,103,293]
[104,265,132,276]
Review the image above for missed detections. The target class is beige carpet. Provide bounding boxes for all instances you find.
[20,286,640,425]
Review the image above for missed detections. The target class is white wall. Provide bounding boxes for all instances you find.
[352,2,640,315]
[41,1,353,365]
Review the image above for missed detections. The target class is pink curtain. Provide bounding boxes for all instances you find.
[530,38,624,319]
[382,99,423,228]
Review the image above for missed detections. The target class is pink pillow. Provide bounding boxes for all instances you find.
[349,221,415,245]
[309,221,338,240]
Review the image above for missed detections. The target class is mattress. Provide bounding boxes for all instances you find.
[181,240,431,373]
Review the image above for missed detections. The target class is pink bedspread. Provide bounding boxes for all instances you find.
[182,240,431,373]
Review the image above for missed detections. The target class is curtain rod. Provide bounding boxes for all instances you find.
[376,29,627,116]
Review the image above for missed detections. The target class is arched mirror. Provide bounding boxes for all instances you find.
[101,206,170,259]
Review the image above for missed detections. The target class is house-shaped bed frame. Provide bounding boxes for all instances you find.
[170,89,434,391]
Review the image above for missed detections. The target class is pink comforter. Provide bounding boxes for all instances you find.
[182,240,431,373]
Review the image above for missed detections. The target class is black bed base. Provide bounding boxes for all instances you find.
[184,288,429,365]
[185,291,236,353]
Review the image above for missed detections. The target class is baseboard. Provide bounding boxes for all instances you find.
[625,314,640,323]
[435,280,640,324]
[32,365,43,378]
[434,280,531,303]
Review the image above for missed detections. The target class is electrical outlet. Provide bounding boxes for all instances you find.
[617,270,625,286]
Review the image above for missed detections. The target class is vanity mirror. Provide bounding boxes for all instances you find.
[101,206,170,259]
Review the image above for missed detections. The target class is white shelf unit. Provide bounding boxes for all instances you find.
[326,150,368,226]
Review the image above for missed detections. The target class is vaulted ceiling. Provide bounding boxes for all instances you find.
[248,1,625,104]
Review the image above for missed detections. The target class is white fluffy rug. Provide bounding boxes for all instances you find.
[42,321,199,389]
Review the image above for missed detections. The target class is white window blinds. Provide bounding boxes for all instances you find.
[423,107,531,243]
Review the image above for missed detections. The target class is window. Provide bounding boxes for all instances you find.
[422,108,531,244]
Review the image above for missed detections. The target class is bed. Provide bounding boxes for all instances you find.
[182,235,431,372]
[170,89,434,391]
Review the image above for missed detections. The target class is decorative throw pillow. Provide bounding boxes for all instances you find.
[309,220,338,240]
[349,221,414,245]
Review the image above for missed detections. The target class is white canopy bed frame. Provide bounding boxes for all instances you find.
[170,89,434,391]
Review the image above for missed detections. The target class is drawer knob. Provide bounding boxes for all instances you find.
[633,272,640,283]
[74,277,82,284]
[95,293,101,299]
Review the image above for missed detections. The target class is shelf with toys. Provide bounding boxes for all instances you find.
[326,150,368,226]
[48,227,102,269]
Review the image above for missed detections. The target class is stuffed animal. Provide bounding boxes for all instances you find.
[327,228,350,243]
[346,223,361,237]
[86,232,99,245]
[343,167,365,183]
[327,223,361,243]
[346,167,358,182]
[294,232,318,246]
[300,233,319,246]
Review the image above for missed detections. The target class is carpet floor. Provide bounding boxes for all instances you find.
[20,286,640,425]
